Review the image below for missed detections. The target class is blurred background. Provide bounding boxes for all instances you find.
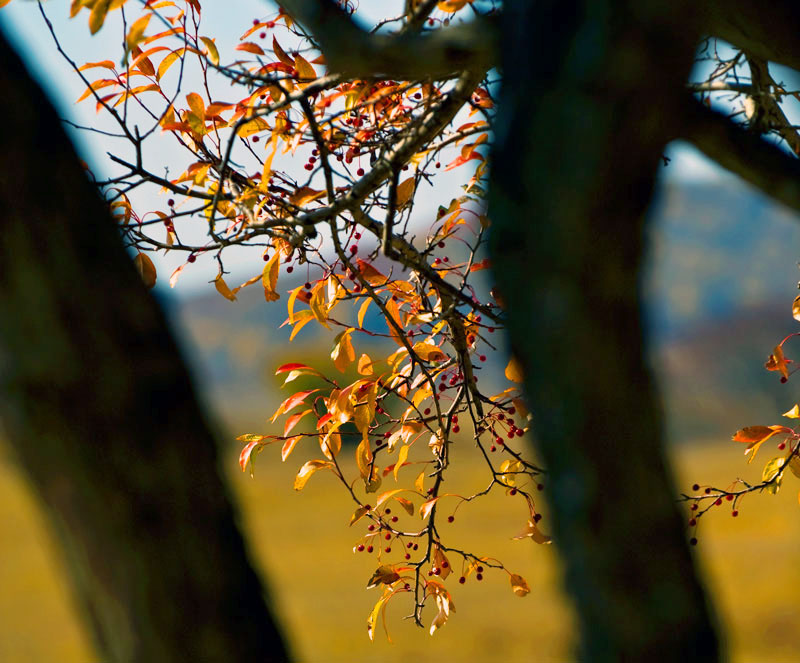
[2,2,800,661]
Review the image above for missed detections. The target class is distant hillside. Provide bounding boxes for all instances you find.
[162,181,800,443]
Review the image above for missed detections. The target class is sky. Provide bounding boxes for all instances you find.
[0,0,739,297]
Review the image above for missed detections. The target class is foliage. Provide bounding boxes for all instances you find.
[7,0,800,643]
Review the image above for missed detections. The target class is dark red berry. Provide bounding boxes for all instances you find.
[187,254,196,263]
[476,573,483,581]
[732,510,739,517]
[692,484,700,492]
[357,544,365,552]
[367,545,374,553]
[459,576,466,584]
[688,518,697,527]
[356,167,365,176]
[447,515,454,523]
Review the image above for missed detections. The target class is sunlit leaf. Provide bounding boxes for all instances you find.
[395,177,416,207]
[281,435,301,462]
[294,459,334,490]
[763,456,786,494]
[366,565,401,589]
[394,445,410,481]
[88,0,112,35]
[331,329,355,373]
[349,505,370,527]
[214,274,237,301]
[199,36,219,65]
[783,404,800,419]
[793,294,800,322]
[262,252,281,301]
[419,497,439,520]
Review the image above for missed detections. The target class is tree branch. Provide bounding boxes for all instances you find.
[700,0,800,72]
[681,96,800,214]
[278,0,498,78]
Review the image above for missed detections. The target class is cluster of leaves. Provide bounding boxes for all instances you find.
[11,0,550,638]
[682,324,800,541]
[13,0,800,641]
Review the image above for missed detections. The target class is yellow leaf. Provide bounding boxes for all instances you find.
[289,310,314,341]
[293,459,333,490]
[414,470,425,493]
[357,353,374,376]
[788,455,800,479]
[395,177,416,208]
[262,252,281,301]
[214,274,237,301]
[783,404,800,419]
[294,53,316,81]
[763,456,786,494]
[356,436,373,481]
[238,116,269,138]
[350,505,370,527]
[199,36,219,65]
[412,342,447,363]
[357,297,373,329]
[509,573,530,597]
[505,356,523,383]
[419,497,438,520]
[126,13,151,52]
[133,252,157,289]
[793,294,800,322]
[394,445,410,481]
[186,91,205,120]
[394,497,414,516]
[331,329,355,373]
[88,0,112,34]
[310,282,330,327]
[376,488,406,509]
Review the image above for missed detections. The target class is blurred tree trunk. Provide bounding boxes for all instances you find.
[489,1,721,660]
[0,30,291,663]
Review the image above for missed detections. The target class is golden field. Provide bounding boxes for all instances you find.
[1,438,798,662]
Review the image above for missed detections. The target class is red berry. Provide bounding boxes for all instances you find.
[490,445,496,452]
[267,21,275,28]
[262,253,269,261]
[476,573,483,581]
[367,524,375,531]
[356,167,365,176]
[405,553,411,559]
[778,442,786,450]
[385,547,391,553]
[167,198,175,206]
[725,494,734,501]
[357,544,365,552]
[350,244,358,253]
[732,510,739,517]
[286,266,293,273]
[253,18,260,25]
[689,537,698,546]
[391,516,398,522]
[259,31,266,38]
[509,488,517,495]
[187,254,196,263]
[459,576,466,584]
[688,518,697,527]
[367,545,374,553]
[781,376,788,383]
[447,515,454,523]
[692,483,700,492]
[690,503,698,511]
[385,532,391,540]
[435,162,441,168]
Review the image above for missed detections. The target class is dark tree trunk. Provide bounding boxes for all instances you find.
[0,30,291,663]
[488,2,721,660]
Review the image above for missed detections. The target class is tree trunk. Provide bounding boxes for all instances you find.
[488,2,721,660]
[0,30,291,663]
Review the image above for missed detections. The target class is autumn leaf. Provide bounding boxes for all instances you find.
[395,177,416,208]
[762,456,786,494]
[125,14,151,53]
[214,274,237,301]
[509,573,531,597]
[765,344,791,380]
[294,459,334,490]
[331,329,355,373]
[505,356,523,383]
[88,0,112,35]
[262,252,281,301]
[366,565,401,590]
[280,435,301,462]
[349,505,370,527]
[732,425,791,463]
[412,342,447,363]
[512,519,552,544]
[294,54,316,81]
[793,294,800,322]
[419,497,439,520]
[199,36,219,65]
[134,252,157,289]
[271,389,319,422]
[783,404,800,418]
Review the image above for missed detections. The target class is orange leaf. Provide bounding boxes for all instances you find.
[271,389,319,422]
[419,497,439,520]
[765,345,791,380]
[793,294,800,322]
[272,37,294,65]
[294,53,316,81]
[262,252,281,301]
[281,435,301,462]
[284,408,312,436]
[214,274,237,301]
[88,0,112,35]
[236,42,265,55]
[505,356,523,383]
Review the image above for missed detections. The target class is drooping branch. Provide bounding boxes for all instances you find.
[681,96,800,214]
[278,0,499,78]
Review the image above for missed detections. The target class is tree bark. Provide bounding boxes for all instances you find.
[0,30,291,663]
[488,1,721,660]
